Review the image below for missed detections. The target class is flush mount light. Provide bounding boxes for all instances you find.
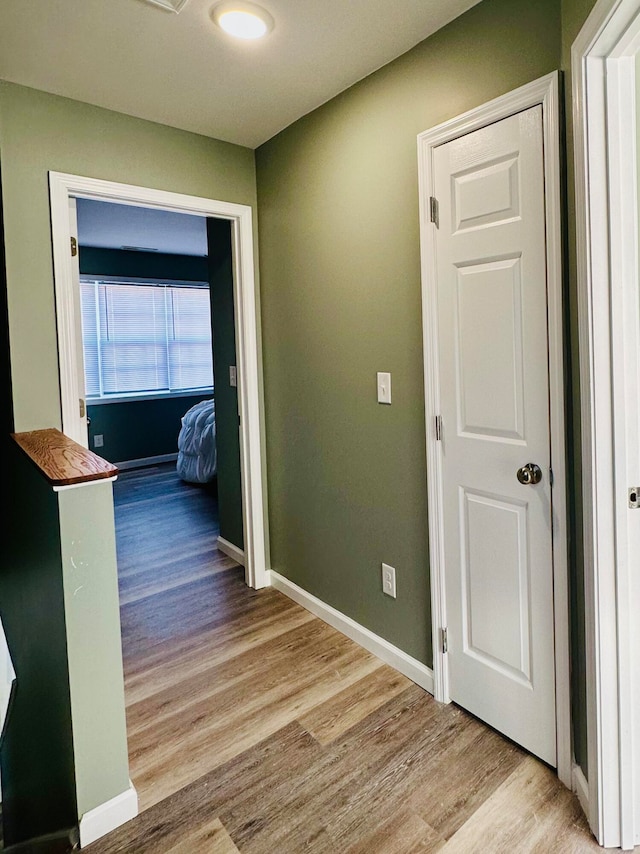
[211,1,274,40]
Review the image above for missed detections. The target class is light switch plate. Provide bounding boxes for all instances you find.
[377,372,391,405]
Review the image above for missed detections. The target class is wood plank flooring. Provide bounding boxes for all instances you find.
[86,462,605,853]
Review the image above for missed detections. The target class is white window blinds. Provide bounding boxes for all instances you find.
[80,279,213,399]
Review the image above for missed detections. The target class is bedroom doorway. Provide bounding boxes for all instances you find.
[72,199,245,561]
[49,172,268,590]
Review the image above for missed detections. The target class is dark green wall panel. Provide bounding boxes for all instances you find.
[0,162,13,434]
[87,394,210,464]
[79,247,208,282]
[208,218,244,549]
[0,440,76,845]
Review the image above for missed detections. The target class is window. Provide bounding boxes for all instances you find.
[80,278,213,401]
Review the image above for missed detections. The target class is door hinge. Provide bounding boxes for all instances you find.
[429,196,439,229]
[441,627,448,654]
[549,467,554,487]
[629,487,640,509]
[435,415,443,441]
[70,236,78,257]
[79,398,85,418]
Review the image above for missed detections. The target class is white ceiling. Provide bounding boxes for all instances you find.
[0,0,482,149]
[76,198,208,255]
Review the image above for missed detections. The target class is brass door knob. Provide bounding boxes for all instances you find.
[516,463,542,485]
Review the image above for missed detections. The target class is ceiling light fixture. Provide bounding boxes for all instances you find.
[211,1,274,40]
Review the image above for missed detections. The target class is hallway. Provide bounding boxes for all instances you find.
[85,464,601,853]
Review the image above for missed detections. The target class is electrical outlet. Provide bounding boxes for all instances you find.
[382,563,396,598]
[94,434,104,448]
[229,365,237,387]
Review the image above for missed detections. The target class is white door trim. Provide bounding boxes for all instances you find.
[49,172,269,590]
[572,1,640,847]
[417,72,571,788]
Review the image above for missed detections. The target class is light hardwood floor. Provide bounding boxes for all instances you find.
[86,463,606,853]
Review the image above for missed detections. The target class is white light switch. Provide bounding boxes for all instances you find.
[377,372,391,405]
[229,365,237,387]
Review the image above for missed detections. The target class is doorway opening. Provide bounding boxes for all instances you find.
[73,198,245,558]
[48,173,268,590]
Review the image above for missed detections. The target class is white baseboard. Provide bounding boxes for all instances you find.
[217,536,245,566]
[79,781,138,848]
[573,763,590,822]
[114,453,178,471]
[268,571,434,695]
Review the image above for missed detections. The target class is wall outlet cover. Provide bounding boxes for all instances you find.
[382,562,396,598]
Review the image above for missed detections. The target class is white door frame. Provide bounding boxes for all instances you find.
[417,72,571,789]
[49,172,269,591]
[572,1,640,848]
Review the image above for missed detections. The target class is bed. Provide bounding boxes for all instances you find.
[176,398,217,484]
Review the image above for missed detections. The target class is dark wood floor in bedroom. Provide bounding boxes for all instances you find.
[86,462,603,853]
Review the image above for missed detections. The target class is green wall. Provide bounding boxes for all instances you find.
[58,481,130,817]
[208,218,244,549]
[0,79,257,434]
[86,394,210,465]
[79,246,208,282]
[0,441,77,845]
[256,0,561,668]
[0,162,13,435]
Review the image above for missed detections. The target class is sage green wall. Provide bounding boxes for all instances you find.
[58,482,129,817]
[256,0,561,666]
[0,163,13,435]
[0,80,257,434]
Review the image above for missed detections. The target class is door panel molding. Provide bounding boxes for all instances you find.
[49,173,269,590]
[417,72,570,786]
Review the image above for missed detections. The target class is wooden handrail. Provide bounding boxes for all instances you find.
[11,428,118,487]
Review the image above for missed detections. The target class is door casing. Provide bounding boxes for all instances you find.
[417,72,571,788]
[49,173,269,590]
[572,0,640,847]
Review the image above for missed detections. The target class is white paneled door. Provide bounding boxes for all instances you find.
[433,106,557,766]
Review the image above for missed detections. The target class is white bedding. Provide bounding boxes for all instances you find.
[176,398,217,484]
